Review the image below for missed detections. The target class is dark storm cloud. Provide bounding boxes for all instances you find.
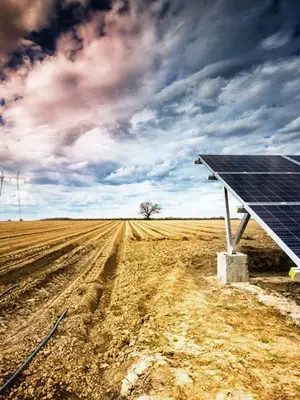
[159,0,300,79]
[0,0,112,71]
[0,0,54,66]
[96,0,297,80]
[28,0,111,54]
[5,41,48,71]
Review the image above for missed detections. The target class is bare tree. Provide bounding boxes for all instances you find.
[139,201,162,219]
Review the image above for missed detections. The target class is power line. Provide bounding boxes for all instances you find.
[0,171,3,197]
[0,170,26,221]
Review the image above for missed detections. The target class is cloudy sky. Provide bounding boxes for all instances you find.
[1,0,300,219]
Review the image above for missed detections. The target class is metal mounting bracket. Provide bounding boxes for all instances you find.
[223,187,250,254]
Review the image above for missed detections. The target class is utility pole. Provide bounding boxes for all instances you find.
[0,170,26,221]
[16,171,22,221]
[0,170,3,197]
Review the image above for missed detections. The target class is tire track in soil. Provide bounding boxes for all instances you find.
[125,221,136,241]
[0,219,94,240]
[131,221,166,239]
[140,220,213,239]
[150,221,198,236]
[0,225,73,241]
[137,221,179,239]
[183,221,228,233]
[71,221,126,322]
[1,222,125,350]
[0,221,116,285]
[69,220,126,375]
[0,223,126,399]
[0,221,108,263]
[0,222,116,282]
[0,221,99,251]
[0,221,73,239]
[0,222,120,341]
[129,221,149,240]
[128,221,142,240]
[149,221,220,240]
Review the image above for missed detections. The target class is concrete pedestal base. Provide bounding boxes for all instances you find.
[217,252,248,283]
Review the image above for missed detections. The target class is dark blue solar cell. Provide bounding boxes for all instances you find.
[288,155,300,163]
[251,205,300,263]
[219,174,300,203]
[198,155,300,172]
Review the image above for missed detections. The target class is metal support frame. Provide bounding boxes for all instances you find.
[223,186,250,254]
[232,212,251,249]
[208,175,217,181]
[224,187,233,254]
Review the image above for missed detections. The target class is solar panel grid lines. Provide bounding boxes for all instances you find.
[248,204,300,263]
[198,154,300,173]
[217,173,300,203]
[287,155,300,164]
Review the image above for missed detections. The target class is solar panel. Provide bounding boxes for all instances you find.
[196,154,300,271]
[219,173,300,203]
[287,155,300,164]
[199,155,300,173]
[250,205,300,264]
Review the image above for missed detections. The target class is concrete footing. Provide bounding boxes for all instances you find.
[217,252,248,283]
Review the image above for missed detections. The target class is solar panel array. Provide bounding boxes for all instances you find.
[199,155,300,172]
[198,154,300,268]
[218,174,300,203]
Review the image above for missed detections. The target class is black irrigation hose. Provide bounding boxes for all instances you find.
[0,284,18,298]
[0,308,68,395]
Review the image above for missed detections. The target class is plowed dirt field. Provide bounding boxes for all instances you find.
[0,220,299,399]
